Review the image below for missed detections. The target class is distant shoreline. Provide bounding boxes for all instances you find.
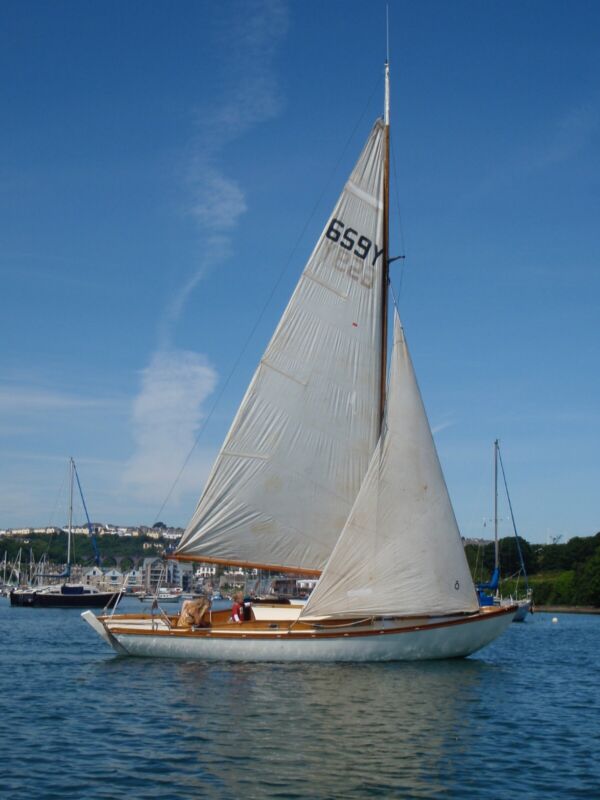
[535,605,600,615]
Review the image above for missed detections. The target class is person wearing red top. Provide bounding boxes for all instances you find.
[230,592,244,623]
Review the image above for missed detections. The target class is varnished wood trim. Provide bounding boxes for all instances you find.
[106,605,516,641]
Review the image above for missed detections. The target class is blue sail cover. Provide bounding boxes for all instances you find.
[477,567,500,591]
[39,563,71,579]
[477,567,499,606]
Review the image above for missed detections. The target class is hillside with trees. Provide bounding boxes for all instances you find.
[1,530,165,571]
[3,527,599,608]
[465,532,600,607]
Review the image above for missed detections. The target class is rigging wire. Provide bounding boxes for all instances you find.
[73,462,101,567]
[389,136,407,302]
[497,444,529,592]
[153,74,384,525]
[36,460,70,571]
[47,463,68,531]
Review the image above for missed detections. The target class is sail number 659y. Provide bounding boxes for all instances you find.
[324,218,383,289]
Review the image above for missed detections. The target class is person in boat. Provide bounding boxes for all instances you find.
[230,592,244,623]
[178,594,211,628]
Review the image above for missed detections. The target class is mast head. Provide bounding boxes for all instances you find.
[384,2,390,126]
[384,61,390,127]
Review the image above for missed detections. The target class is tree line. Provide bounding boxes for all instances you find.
[465,532,600,607]
[4,528,599,607]
[1,531,164,570]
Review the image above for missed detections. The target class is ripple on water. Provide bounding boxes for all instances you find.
[0,603,598,799]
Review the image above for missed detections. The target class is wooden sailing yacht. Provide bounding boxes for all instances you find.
[83,61,515,660]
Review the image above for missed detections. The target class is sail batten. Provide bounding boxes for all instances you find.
[346,181,383,209]
[176,120,386,571]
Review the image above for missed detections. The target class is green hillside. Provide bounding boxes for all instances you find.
[465,532,600,607]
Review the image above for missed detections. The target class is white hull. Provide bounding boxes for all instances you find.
[82,606,515,662]
[496,595,532,622]
[512,599,532,622]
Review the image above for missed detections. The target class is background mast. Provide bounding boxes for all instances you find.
[494,439,499,576]
[67,457,74,574]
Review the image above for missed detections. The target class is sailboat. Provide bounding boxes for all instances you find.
[477,440,532,621]
[83,61,515,660]
[10,458,121,609]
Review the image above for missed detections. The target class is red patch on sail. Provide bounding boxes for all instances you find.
[352,322,358,327]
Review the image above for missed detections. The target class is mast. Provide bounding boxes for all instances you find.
[379,59,391,432]
[494,439,499,573]
[67,457,74,573]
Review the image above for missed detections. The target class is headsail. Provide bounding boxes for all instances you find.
[300,312,480,617]
[176,120,386,572]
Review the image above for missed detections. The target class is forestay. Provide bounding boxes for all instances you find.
[176,120,386,572]
[300,312,480,618]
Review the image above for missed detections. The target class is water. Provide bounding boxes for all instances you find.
[1,598,598,799]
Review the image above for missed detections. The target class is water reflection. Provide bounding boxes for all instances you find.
[2,600,599,799]
[91,657,496,798]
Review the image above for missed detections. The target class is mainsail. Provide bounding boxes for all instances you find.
[176,120,386,572]
[300,312,480,618]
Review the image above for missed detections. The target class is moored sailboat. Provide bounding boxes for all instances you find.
[83,61,515,659]
[10,459,121,609]
[477,440,532,621]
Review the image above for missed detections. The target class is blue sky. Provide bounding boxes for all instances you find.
[1,0,598,543]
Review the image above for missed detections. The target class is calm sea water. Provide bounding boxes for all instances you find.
[0,598,598,799]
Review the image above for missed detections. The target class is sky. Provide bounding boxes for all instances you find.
[1,0,599,544]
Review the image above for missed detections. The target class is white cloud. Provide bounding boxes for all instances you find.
[122,349,218,505]
[533,103,598,168]
[190,170,248,231]
[431,419,456,435]
[125,2,289,518]
[468,99,599,203]
[167,0,288,333]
